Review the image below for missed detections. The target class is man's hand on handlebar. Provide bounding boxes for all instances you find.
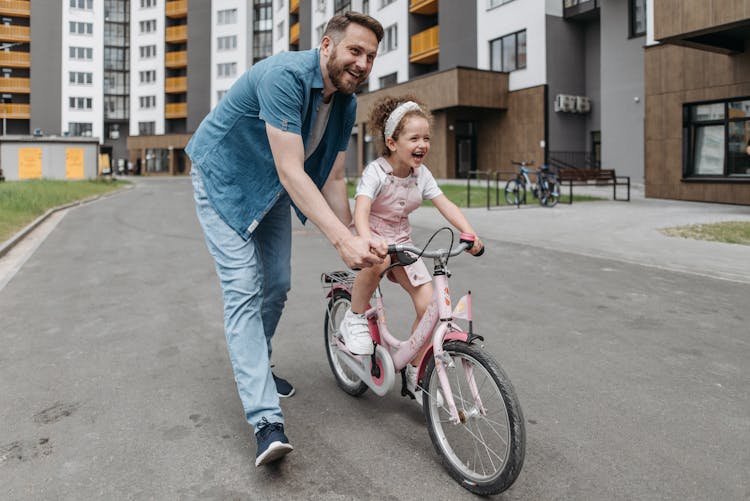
[336,235,387,270]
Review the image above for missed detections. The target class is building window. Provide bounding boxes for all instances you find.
[69,97,93,110]
[380,0,396,8]
[69,71,93,85]
[139,121,156,135]
[139,45,157,58]
[69,22,93,35]
[139,20,157,33]
[69,46,94,60]
[487,0,515,8]
[362,0,369,14]
[685,98,750,179]
[70,0,94,10]
[315,0,326,12]
[253,0,273,64]
[334,0,351,15]
[217,62,237,77]
[139,95,156,109]
[217,90,228,101]
[490,30,526,72]
[379,24,397,54]
[379,72,397,89]
[140,0,156,7]
[218,35,238,51]
[629,0,646,37]
[69,122,93,136]
[139,70,156,83]
[217,8,238,25]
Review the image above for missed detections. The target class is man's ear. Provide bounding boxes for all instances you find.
[320,35,334,56]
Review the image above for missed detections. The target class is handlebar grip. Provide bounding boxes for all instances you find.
[387,244,397,255]
[474,245,485,257]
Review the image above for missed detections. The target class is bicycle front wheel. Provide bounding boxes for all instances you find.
[423,341,525,496]
[324,290,368,396]
[541,176,560,207]
[504,179,525,206]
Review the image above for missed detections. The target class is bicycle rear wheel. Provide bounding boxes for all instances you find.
[504,179,525,207]
[423,341,525,495]
[541,176,560,207]
[324,290,368,396]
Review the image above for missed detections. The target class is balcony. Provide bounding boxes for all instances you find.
[0,76,30,93]
[165,102,187,119]
[0,102,29,119]
[0,24,30,43]
[410,25,439,64]
[290,22,299,45]
[563,0,600,21]
[290,0,299,14]
[409,0,437,15]
[166,0,187,18]
[165,24,187,43]
[165,50,187,68]
[165,76,187,93]
[0,0,30,18]
[0,50,29,68]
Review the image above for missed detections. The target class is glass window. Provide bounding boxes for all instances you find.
[69,122,93,136]
[490,30,526,72]
[139,121,155,135]
[217,8,238,25]
[685,98,750,178]
[629,0,646,37]
[334,0,351,15]
[379,24,397,54]
[379,72,397,89]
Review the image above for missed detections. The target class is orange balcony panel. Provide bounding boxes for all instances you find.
[0,24,30,43]
[0,102,29,119]
[0,50,29,68]
[165,102,187,118]
[409,0,437,15]
[410,25,439,64]
[0,0,30,18]
[165,50,187,68]
[289,22,300,45]
[165,24,187,43]
[166,0,187,18]
[165,76,187,93]
[0,76,30,93]
[290,0,299,14]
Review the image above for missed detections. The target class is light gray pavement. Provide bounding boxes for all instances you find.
[1,178,749,500]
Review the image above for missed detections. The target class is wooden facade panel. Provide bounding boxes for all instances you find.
[711,0,745,27]
[655,0,747,40]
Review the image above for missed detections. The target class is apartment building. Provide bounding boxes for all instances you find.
[645,0,750,204]
[0,0,31,136]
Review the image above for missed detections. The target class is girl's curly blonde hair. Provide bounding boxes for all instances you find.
[368,95,432,157]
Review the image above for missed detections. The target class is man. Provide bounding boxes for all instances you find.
[186,12,386,467]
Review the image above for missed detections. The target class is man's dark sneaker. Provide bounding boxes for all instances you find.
[273,372,295,398]
[255,418,293,467]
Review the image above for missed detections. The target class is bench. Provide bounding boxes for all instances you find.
[556,168,630,203]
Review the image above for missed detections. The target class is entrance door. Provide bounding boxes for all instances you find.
[455,121,476,179]
[591,131,601,168]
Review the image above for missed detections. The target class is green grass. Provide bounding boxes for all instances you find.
[0,179,127,242]
[661,221,750,246]
[347,181,601,207]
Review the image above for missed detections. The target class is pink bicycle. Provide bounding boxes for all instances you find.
[322,229,525,495]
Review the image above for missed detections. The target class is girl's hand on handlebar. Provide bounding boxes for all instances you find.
[468,236,484,256]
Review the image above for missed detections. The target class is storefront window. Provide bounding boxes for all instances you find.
[684,97,750,178]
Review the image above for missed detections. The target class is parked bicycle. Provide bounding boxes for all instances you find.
[322,229,525,496]
[504,161,560,208]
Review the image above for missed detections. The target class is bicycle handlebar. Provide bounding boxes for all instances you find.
[387,234,484,260]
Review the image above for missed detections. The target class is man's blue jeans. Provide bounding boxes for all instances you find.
[191,168,291,433]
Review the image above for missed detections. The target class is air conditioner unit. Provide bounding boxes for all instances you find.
[576,96,592,114]
[554,94,576,113]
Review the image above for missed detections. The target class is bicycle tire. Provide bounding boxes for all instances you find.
[504,178,525,207]
[423,341,525,496]
[541,176,560,207]
[323,290,368,396]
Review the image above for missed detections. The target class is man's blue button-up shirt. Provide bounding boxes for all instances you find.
[185,48,356,238]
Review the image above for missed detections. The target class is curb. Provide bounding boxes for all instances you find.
[0,184,132,260]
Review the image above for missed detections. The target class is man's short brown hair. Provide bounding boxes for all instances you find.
[323,11,384,44]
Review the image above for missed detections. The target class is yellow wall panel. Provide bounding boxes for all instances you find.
[66,148,85,179]
[18,147,41,179]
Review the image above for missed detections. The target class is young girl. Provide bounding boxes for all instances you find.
[340,95,483,395]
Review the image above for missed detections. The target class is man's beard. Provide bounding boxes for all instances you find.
[327,49,363,95]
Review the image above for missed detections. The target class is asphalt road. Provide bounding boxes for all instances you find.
[1,178,748,500]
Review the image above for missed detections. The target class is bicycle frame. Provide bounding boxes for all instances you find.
[325,252,483,424]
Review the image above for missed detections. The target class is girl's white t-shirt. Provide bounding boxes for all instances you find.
[356,159,443,201]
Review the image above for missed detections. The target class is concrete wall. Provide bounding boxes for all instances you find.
[438,0,476,70]
[187,1,212,132]
[1,138,99,181]
[600,0,645,182]
[30,2,63,136]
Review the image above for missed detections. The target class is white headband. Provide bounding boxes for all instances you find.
[383,101,422,140]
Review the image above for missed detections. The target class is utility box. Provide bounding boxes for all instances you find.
[0,136,100,181]
[576,96,592,114]
[554,94,576,113]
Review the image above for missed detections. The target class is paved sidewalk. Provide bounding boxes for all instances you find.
[410,187,750,284]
